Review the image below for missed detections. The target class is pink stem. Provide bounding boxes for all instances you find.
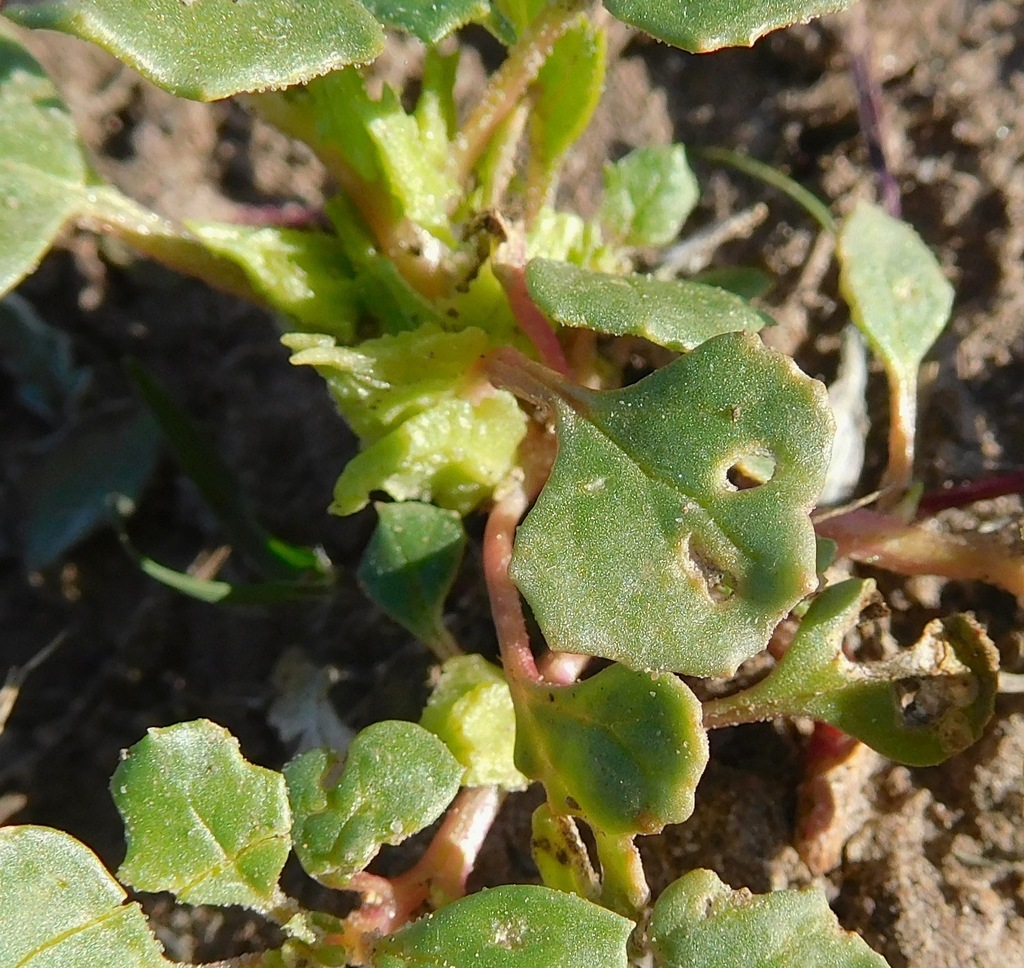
[497,262,572,377]
[484,483,541,684]
[337,787,503,959]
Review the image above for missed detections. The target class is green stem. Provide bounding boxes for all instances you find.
[594,830,649,920]
[698,146,837,235]
[81,187,259,302]
[453,0,591,185]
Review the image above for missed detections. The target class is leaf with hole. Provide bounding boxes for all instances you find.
[837,201,954,491]
[358,501,466,657]
[513,663,708,835]
[703,578,999,766]
[599,145,699,248]
[493,331,833,676]
[286,721,463,888]
[649,868,888,967]
[0,25,88,298]
[112,720,291,913]
[371,884,632,968]
[0,826,172,967]
[602,0,854,53]
[420,654,530,790]
[4,0,384,101]
[527,258,765,351]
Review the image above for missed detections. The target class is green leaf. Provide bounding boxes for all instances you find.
[0,293,90,421]
[329,392,526,515]
[186,223,360,341]
[5,0,384,102]
[527,258,765,351]
[0,24,88,297]
[285,325,491,445]
[358,501,466,657]
[127,361,325,581]
[285,325,528,516]
[133,552,333,604]
[420,654,530,791]
[599,145,699,247]
[490,0,547,38]
[837,201,954,490]
[514,664,708,836]
[703,579,1000,766]
[286,721,463,887]
[24,405,160,571]
[602,0,854,53]
[0,826,171,968]
[529,20,606,204]
[360,0,489,42]
[504,331,833,676]
[838,200,954,384]
[269,67,459,237]
[112,720,291,913]
[371,885,632,968]
[649,868,888,967]
[530,804,599,900]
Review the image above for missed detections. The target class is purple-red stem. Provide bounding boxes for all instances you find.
[846,3,901,218]
[916,469,1024,516]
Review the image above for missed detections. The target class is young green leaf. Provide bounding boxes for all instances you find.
[496,331,833,676]
[371,884,633,968]
[111,720,291,913]
[703,578,999,766]
[285,325,492,445]
[286,721,463,888]
[526,258,766,351]
[513,663,708,836]
[602,0,854,53]
[528,19,606,211]
[358,501,466,658]
[185,223,360,341]
[287,326,527,515]
[4,0,384,102]
[599,145,699,247]
[0,25,88,297]
[0,826,172,967]
[649,868,888,967]
[837,201,954,494]
[530,804,599,900]
[420,654,530,790]
[23,405,160,571]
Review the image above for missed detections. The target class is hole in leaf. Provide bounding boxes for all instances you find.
[895,672,978,728]
[724,452,777,491]
[680,537,735,603]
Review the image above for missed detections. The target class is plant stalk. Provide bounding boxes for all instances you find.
[453,1,591,185]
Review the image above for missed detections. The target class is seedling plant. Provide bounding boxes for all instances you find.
[0,0,1013,966]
